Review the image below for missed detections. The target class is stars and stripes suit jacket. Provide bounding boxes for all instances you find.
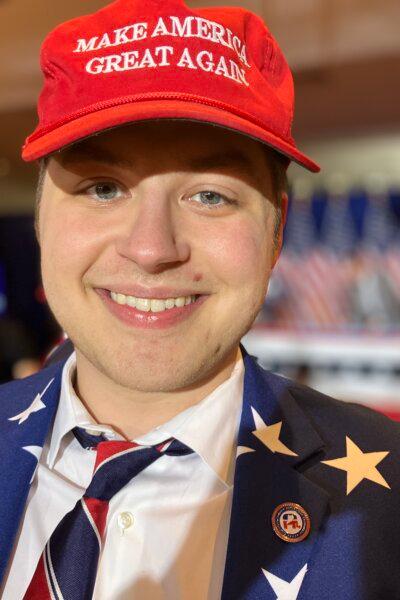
[0,342,399,599]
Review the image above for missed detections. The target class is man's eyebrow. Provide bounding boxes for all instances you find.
[188,149,260,180]
[59,145,261,183]
[59,145,134,169]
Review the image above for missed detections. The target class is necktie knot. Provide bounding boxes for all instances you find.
[72,426,194,501]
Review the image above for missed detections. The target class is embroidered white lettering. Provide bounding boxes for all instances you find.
[86,56,105,74]
[155,46,174,66]
[74,37,99,53]
[75,16,250,68]
[97,33,113,50]
[197,50,214,72]
[86,47,175,74]
[114,23,148,45]
[103,54,124,73]
[176,48,197,70]
[121,50,140,70]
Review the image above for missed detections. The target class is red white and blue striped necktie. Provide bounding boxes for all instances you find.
[24,427,194,600]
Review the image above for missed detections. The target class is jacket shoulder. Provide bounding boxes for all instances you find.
[249,354,400,441]
[0,360,65,416]
[286,377,400,442]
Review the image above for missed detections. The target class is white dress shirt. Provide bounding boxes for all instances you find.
[2,348,244,600]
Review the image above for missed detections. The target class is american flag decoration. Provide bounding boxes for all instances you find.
[262,186,400,333]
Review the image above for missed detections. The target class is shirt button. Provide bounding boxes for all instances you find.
[117,512,134,535]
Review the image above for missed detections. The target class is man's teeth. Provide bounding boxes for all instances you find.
[110,292,198,313]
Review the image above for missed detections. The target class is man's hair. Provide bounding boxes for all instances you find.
[34,156,48,243]
[34,145,288,247]
[264,148,289,247]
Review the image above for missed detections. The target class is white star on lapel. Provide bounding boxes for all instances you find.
[8,378,55,425]
[23,445,43,484]
[262,563,308,600]
[251,407,298,456]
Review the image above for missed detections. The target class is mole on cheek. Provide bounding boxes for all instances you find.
[194,274,203,282]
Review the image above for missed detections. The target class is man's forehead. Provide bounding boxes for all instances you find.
[55,123,271,187]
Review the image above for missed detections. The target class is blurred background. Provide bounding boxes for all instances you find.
[0,1,399,416]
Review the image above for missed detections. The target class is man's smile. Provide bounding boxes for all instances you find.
[95,288,209,329]
[109,291,200,312]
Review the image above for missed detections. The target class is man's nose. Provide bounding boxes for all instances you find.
[115,195,191,273]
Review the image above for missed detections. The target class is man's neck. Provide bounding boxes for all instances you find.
[72,346,242,440]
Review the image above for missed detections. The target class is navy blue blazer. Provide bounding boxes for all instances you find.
[0,343,399,599]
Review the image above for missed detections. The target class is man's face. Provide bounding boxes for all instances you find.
[38,121,284,393]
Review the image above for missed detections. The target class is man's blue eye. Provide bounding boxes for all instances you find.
[89,182,120,201]
[191,191,231,207]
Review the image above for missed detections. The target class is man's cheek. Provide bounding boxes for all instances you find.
[206,219,261,264]
[44,218,97,266]
[221,228,264,280]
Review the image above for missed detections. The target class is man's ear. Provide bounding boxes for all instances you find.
[272,192,288,268]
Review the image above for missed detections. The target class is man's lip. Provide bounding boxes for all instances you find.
[96,287,208,300]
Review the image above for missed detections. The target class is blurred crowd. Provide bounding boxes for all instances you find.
[260,186,400,332]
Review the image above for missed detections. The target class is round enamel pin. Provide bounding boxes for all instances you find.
[271,502,311,543]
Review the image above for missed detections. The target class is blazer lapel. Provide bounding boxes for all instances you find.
[0,360,65,585]
[221,345,330,600]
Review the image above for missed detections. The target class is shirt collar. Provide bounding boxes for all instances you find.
[47,348,244,487]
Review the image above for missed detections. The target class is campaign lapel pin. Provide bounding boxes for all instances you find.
[271,502,311,543]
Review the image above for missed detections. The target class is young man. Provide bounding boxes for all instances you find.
[1,1,399,598]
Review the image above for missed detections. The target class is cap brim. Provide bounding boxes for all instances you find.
[22,99,320,173]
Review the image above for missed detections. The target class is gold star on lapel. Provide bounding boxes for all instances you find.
[251,407,298,456]
[321,436,390,495]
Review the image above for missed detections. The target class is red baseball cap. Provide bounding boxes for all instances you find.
[22,0,320,173]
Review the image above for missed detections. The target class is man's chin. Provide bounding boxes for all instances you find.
[101,365,206,395]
